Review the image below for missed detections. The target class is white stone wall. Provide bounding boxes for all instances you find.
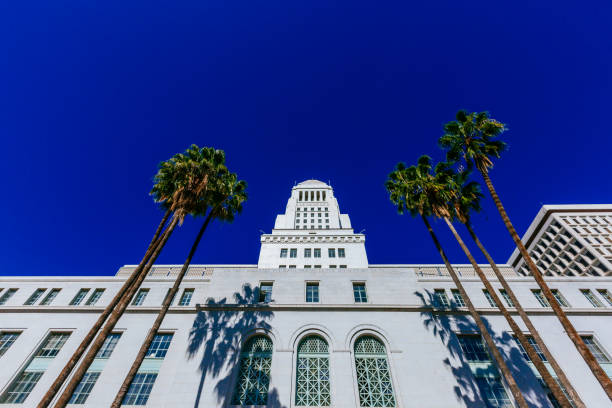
[1,268,612,407]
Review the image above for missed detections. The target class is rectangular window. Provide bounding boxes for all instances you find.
[122,373,158,406]
[259,283,273,303]
[279,265,287,269]
[499,289,514,307]
[314,265,321,268]
[0,332,20,357]
[290,248,297,258]
[0,288,17,305]
[178,289,194,306]
[69,372,101,404]
[0,332,71,403]
[289,265,297,269]
[304,248,311,258]
[329,265,336,268]
[132,289,149,306]
[70,289,90,306]
[581,289,603,308]
[598,289,612,306]
[483,289,497,307]
[475,377,512,408]
[434,289,450,308]
[146,333,173,359]
[304,265,311,268]
[532,289,550,307]
[551,289,569,307]
[280,248,288,258]
[580,336,610,363]
[314,248,321,258]
[457,335,490,362]
[515,335,547,362]
[451,289,465,307]
[328,248,336,258]
[97,333,122,358]
[40,289,61,306]
[338,248,345,258]
[353,283,368,303]
[24,289,47,306]
[339,265,347,268]
[306,283,319,303]
[86,289,105,306]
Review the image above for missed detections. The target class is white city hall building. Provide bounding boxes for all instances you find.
[1,180,612,408]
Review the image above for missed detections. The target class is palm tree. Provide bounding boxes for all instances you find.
[385,156,529,408]
[50,145,216,408]
[439,110,612,400]
[441,166,573,407]
[110,169,247,407]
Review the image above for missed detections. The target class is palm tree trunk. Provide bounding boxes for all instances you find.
[37,209,172,408]
[110,211,215,407]
[480,169,612,400]
[421,215,528,408]
[466,222,585,408]
[53,214,180,408]
[443,218,572,407]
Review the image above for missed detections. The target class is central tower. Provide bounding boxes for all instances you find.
[257,179,368,268]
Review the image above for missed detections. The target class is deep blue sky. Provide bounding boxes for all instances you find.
[1,1,611,276]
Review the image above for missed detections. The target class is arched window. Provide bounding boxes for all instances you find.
[231,335,273,406]
[296,336,330,406]
[354,336,396,407]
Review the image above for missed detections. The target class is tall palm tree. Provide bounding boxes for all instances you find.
[110,170,247,407]
[50,145,216,408]
[441,166,573,407]
[386,156,528,408]
[439,110,612,400]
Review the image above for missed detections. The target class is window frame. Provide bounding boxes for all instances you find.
[353,282,368,303]
[305,282,320,303]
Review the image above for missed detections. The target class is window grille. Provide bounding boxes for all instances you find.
[145,333,173,358]
[328,248,335,258]
[475,377,513,408]
[514,335,547,362]
[433,289,449,307]
[353,283,368,303]
[532,289,550,307]
[551,289,569,307]
[499,289,514,307]
[354,336,396,407]
[581,336,610,363]
[280,248,288,258]
[314,249,321,258]
[451,289,465,307]
[40,289,61,305]
[0,288,17,305]
[97,333,121,358]
[0,372,43,403]
[132,289,149,306]
[581,289,603,307]
[259,283,273,303]
[306,283,319,303]
[122,373,158,405]
[178,289,194,306]
[457,335,490,362]
[482,290,497,307]
[295,336,330,406]
[0,332,20,357]
[231,336,273,406]
[24,289,46,305]
[290,249,297,258]
[69,372,101,404]
[70,289,90,306]
[38,332,70,357]
[86,289,105,306]
[338,248,345,258]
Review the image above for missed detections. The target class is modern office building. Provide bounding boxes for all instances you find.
[1,181,611,407]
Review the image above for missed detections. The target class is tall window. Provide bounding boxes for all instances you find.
[306,283,319,303]
[69,333,122,404]
[178,288,194,306]
[499,289,514,307]
[433,289,449,308]
[597,289,612,306]
[24,288,47,305]
[354,336,396,407]
[122,333,173,405]
[451,289,466,307]
[0,332,20,357]
[580,336,610,364]
[457,335,511,408]
[0,332,71,403]
[314,248,321,258]
[353,283,368,303]
[581,289,603,308]
[514,335,547,362]
[551,289,569,307]
[259,283,273,303]
[483,290,497,307]
[231,336,273,406]
[328,248,336,258]
[304,248,312,258]
[290,249,298,258]
[40,289,61,306]
[70,289,90,305]
[296,336,330,406]
[132,289,149,306]
[0,288,17,305]
[532,289,550,307]
[86,289,105,306]
[280,248,288,258]
[338,248,345,258]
